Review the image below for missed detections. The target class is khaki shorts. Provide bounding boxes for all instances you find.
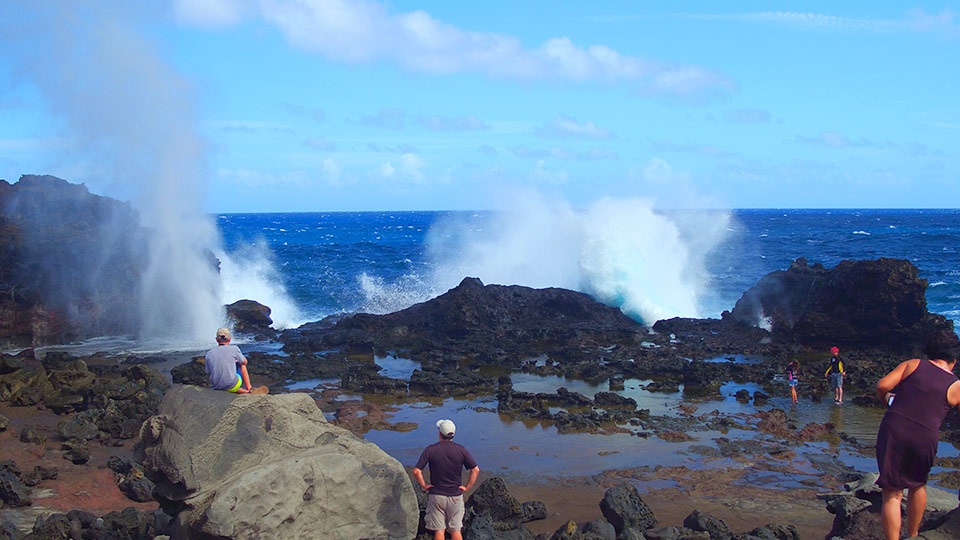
[424,494,464,532]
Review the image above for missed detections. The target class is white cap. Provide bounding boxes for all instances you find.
[436,419,456,438]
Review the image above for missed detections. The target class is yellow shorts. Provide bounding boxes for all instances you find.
[225,375,244,393]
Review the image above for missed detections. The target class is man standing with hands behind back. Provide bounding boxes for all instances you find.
[413,419,480,540]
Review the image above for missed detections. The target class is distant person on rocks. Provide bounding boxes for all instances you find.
[412,419,480,540]
[875,330,960,540]
[786,360,800,404]
[205,327,253,394]
[824,346,846,404]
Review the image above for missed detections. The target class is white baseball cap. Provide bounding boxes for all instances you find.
[436,419,456,438]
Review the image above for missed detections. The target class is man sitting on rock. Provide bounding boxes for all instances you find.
[412,419,480,540]
[205,327,254,394]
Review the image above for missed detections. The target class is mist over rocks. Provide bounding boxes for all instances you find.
[0,174,228,348]
[0,175,148,345]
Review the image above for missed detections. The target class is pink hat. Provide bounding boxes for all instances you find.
[831,346,839,355]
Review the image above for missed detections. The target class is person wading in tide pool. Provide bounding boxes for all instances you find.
[204,327,263,394]
[824,346,847,404]
[412,419,480,540]
[786,359,800,405]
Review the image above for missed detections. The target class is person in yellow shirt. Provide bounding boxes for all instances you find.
[824,346,846,404]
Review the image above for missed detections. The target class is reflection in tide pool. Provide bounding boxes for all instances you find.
[363,396,729,478]
[362,372,960,489]
[375,355,421,381]
[284,378,339,391]
[509,373,682,416]
[703,354,763,364]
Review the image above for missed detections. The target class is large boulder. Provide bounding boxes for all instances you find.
[138,384,418,539]
[226,299,277,340]
[727,258,953,352]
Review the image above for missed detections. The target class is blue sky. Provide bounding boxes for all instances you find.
[1,1,958,213]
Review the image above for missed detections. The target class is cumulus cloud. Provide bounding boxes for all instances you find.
[172,0,733,99]
[379,153,425,182]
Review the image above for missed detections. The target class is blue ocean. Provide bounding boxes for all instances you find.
[215,208,960,330]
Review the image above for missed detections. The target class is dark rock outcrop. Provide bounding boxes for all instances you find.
[282,277,647,370]
[598,483,658,535]
[728,257,953,352]
[462,477,543,537]
[226,299,276,339]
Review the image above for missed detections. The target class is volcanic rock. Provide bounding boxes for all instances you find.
[137,384,418,539]
[728,257,953,352]
[226,299,276,339]
[599,482,658,535]
[281,277,647,370]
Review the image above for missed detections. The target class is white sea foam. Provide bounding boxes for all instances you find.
[420,192,730,325]
[357,272,438,315]
[218,241,304,329]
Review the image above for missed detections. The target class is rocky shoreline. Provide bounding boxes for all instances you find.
[2,260,960,538]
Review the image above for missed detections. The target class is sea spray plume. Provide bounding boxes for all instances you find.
[580,199,696,323]
[0,1,224,341]
[217,241,303,329]
[423,193,730,325]
[358,271,438,315]
[425,198,585,291]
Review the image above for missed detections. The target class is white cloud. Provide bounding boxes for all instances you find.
[379,161,395,177]
[534,114,614,139]
[322,158,342,185]
[175,0,732,99]
[377,153,425,182]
